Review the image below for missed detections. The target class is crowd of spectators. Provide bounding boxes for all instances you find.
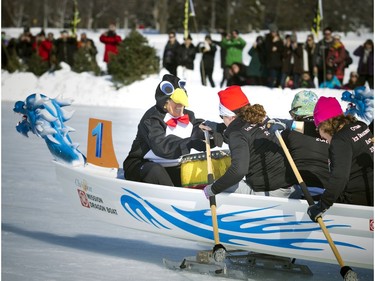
[1,25,373,91]
[1,25,121,76]
[162,24,373,90]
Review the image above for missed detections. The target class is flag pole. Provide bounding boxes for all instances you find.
[320,0,327,87]
[184,0,189,39]
[318,0,323,42]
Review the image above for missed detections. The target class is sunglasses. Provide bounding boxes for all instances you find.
[289,106,301,117]
[289,106,312,121]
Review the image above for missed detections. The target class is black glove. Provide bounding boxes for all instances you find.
[202,120,226,133]
[307,201,329,222]
[187,139,206,152]
[203,120,219,131]
[267,118,294,133]
[210,131,223,148]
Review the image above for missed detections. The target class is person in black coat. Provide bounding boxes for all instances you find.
[162,31,180,76]
[299,71,316,88]
[203,86,297,198]
[213,31,229,87]
[353,39,374,89]
[53,30,77,67]
[197,35,217,87]
[177,34,196,80]
[1,32,9,69]
[227,63,249,86]
[342,71,362,90]
[281,90,329,199]
[16,28,34,65]
[246,35,267,86]
[314,27,334,86]
[304,34,317,81]
[305,97,373,222]
[264,24,284,88]
[280,34,304,89]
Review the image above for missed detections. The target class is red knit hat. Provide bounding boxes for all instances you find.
[313,96,343,126]
[218,86,249,115]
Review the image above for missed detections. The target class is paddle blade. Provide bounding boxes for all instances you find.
[212,244,226,262]
[341,266,358,281]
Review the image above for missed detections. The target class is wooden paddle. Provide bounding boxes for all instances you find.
[274,130,358,281]
[204,130,226,262]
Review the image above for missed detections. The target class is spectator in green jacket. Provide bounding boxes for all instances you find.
[220,29,246,87]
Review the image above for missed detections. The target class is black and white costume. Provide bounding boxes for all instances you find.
[123,74,205,186]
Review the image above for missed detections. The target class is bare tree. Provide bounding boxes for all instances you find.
[59,0,69,28]
[43,0,49,29]
[210,0,215,32]
[3,0,25,27]
[226,0,231,33]
[153,0,169,33]
[86,0,94,29]
[1,0,373,33]
[92,0,111,29]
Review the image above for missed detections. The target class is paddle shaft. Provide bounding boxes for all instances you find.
[204,130,220,245]
[275,130,346,268]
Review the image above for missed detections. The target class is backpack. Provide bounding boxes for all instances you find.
[344,50,353,68]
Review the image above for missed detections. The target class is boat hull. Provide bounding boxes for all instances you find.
[55,161,374,269]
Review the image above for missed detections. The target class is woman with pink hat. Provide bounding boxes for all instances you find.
[203,86,298,198]
[307,96,373,222]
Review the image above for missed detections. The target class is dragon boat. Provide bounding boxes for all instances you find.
[13,93,374,276]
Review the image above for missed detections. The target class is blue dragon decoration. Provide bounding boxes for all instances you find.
[341,86,374,123]
[13,93,85,166]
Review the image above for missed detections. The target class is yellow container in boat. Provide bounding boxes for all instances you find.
[180,150,231,187]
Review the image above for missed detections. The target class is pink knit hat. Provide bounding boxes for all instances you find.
[313,96,343,126]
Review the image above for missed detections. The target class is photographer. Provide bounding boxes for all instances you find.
[53,30,77,67]
[280,33,304,88]
[246,36,267,86]
[220,29,246,86]
[99,24,122,63]
[197,35,217,87]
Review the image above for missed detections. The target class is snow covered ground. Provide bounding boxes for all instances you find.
[1,28,374,280]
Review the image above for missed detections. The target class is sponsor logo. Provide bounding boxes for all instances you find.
[75,178,118,215]
[78,189,90,208]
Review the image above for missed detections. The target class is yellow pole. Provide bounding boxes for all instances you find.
[183,0,189,39]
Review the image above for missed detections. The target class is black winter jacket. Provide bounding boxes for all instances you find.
[123,106,204,181]
[177,44,196,70]
[282,122,330,189]
[211,117,296,194]
[320,121,374,207]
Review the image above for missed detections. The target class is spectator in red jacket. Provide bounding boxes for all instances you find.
[326,34,347,84]
[33,31,53,62]
[99,24,122,63]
